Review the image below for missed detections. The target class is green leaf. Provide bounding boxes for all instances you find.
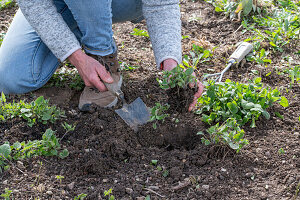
[275,112,284,120]
[185,68,194,76]
[1,92,6,103]
[0,144,11,158]
[254,77,262,84]
[197,131,204,135]
[280,96,289,107]
[227,101,238,114]
[266,72,272,77]
[151,160,158,166]
[242,0,253,16]
[262,110,270,119]
[59,149,69,159]
[13,142,22,150]
[34,96,45,105]
[270,41,277,47]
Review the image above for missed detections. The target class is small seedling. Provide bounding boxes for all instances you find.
[131,28,149,38]
[104,188,115,200]
[278,148,286,155]
[0,188,12,200]
[62,122,76,133]
[119,62,139,71]
[162,170,169,177]
[150,103,170,129]
[55,175,65,184]
[184,44,214,67]
[61,122,76,140]
[151,160,158,166]
[74,193,87,200]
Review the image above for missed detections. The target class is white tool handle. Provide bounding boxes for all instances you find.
[229,42,253,64]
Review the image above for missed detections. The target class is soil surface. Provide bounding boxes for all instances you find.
[1,1,300,200]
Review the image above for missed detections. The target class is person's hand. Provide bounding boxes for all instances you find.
[68,49,114,92]
[162,58,204,112]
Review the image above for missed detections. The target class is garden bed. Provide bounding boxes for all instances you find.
[0,0,299,199]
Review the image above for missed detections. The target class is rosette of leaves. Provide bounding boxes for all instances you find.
[196,77,289,128]
[198,118,249,153]
[150,103,170,129]
[158,65,196,90]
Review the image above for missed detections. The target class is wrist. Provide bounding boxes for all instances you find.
[161,58,178,71]
[68,49,86,66]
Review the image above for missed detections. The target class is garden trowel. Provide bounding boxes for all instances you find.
[104,76,150,132]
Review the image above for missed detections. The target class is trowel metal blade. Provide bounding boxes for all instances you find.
[115,97,150,132]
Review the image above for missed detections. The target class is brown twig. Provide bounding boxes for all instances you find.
[143,187,165,198]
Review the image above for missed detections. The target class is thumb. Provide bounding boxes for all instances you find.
[96,65,114,84]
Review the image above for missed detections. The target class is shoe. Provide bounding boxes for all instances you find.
[79,51,122,111]
[78,87,118,111]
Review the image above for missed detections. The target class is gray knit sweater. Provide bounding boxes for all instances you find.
[17,0,182,67]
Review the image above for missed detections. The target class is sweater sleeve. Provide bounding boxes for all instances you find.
[142,0,182,69]
[17,0,81,61]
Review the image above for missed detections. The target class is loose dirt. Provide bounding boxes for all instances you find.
[0,1,299,200]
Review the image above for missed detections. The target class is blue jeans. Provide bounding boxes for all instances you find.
[0,0,143,94]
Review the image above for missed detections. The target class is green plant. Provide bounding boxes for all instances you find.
[131,28,149,38]
[151,160,158,166]
[183,44,214,67]
[204,0,268,19]
[0,93,65,127]
[287,65,300,85]
[0,129,69,172]
[196,78,289,128]
[46,67,84,90]
[247,48,272,65]
[0,33,5,47]
[0,0,14,10]
[62,122,76,133]
[55,175,65,184]
[74,193,87,200]
[104,189,115,200]
[157,65,196,90]
[150,103,170,129]
[119,62,139,71]
[198,118,248,152]
[278,148,286,154]
[0,188,12,200]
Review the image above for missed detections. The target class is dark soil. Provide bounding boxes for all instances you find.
[167,87,195,113]
[1,1,300,200]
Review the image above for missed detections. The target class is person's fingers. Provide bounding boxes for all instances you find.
[188,81,204,112]
[89,74,107,92]
[189,72,197,88]
[95,63,114,84]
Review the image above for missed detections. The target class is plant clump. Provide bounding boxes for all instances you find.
[0,93,65,127]
[196,77,288,127]
[198,118,248,153]
[0,129,69,172]
[195,77,289,152]
[158,65,197,112]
